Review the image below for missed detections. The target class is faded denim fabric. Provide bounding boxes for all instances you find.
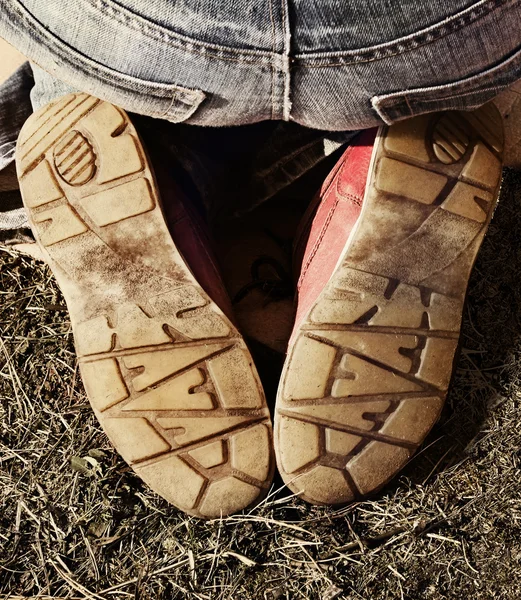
[0,63,354,235]
[1,0,521,235]
[0,63,33,234]
[1,0,520,130]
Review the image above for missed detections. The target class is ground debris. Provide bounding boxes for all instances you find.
[1,170,521,599]
[322,584,343,600]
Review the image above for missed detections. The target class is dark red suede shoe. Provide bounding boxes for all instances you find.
[16,93,274,518]
[275,105,504,505]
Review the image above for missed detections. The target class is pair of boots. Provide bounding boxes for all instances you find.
[15,93,504,518]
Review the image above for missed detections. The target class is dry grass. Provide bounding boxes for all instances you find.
[1,170,521,599]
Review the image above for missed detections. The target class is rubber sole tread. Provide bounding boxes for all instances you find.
[16,93,274,518]
[274,104,504,505]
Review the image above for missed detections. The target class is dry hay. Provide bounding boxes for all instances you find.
[1,170,521,600]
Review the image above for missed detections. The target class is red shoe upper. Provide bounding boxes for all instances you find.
[292,129,378,341]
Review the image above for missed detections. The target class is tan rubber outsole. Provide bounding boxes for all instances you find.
[16,93,274,518]
[275,105,504,505]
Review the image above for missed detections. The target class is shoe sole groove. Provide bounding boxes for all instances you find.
[275,105,504,506]
[16,93,274,519]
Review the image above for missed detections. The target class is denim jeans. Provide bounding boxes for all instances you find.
[1,0,521,234]
[0,63,355,236]
[1,0,521,129]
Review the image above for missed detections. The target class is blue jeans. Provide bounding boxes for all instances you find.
[1,0,521,234]
[1,0,521,129]
[0,63,355,235]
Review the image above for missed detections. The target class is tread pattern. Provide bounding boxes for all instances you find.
[275,105,504,505]
[17,94,273,518]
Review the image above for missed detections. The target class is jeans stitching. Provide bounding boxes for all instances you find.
[374,44,521,121]
[4,2,185,94]
[160,91,187,119]
[294,0,515,67]
[268,0,276,120]
[9,0,276,67]
[281,0,292,121]
[16,19,205,118]
[408,86,506,106]
[88,0,276,64]
[13,0,512,73]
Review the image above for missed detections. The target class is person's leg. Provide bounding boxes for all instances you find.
[276,104,505,503]
[14,92,277,518]
[269,1,521,505]
[2,2,521,130]
[2,0,521,514]
[289,0,521,130]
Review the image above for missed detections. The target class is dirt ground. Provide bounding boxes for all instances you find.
[1,166,521,600]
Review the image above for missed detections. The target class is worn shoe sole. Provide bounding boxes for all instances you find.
[16,93,274,518]
[275,105,504,505]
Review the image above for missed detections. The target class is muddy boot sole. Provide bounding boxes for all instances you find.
[275,105,504,505]
[16,93,274,518]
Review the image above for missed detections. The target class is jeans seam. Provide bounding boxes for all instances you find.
[86,0,276,64]
[294,0,515,67]
[268,0,276,120]
[281,0,292,121]
[15,19,204,115]
[31,33,196,100]
[9,0,277,67]
[407,85,509,105]
[374,43,521,118]
[7,0,517,69]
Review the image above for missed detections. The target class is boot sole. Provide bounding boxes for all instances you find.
[16,93,274,518]
[275,105,504,505]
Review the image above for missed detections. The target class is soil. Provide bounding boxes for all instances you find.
[1,170,521,600]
